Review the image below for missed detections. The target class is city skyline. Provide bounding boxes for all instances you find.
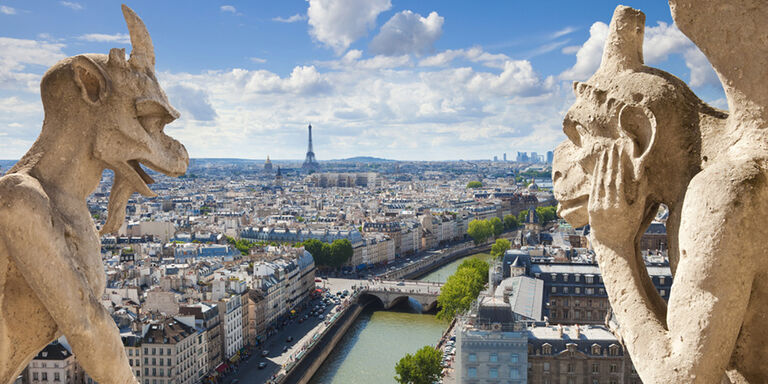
[1,0,726,160]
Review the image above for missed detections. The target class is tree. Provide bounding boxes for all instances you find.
[489,217,503,237]
[302,239,331,266]
[490,238,511,259]
[394,346,443,384]
[466,181,483,189]
[536,205,558,224]
[517,209,528,224]
[457,257,490,285]
[467,219,493,245]
[329,239,353,267]
[503,214,519,230]
[437,267,485,320]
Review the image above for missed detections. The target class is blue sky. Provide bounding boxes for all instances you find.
[0,0,726,160]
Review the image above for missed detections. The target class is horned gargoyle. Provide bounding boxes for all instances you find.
[553,1,768,383]
[0,5,187,384]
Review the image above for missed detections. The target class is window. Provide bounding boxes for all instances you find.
[592,363,599,373]
[575,274,581,282]
[567,362,574,372]
[510,353,519,363]
[660,289,666,297]
[563,287,569,294]
[550,299,557,306]
[144,368,149,376]
[468,367,477,378]
[599,288,605,295]
[129,349,133,356]
[659,276,666,285]
[489,353,498,362]
[542,344,552,355]
[54,372,60,382]
[586,287,594,295]
[166,348,171,355]
[543,362,550,371]
[510,367,520,379]
[575,300,580,307]
[593,380,599,384]
[33,373,38,381]
[610,364,618,373]
[575,287,581,294]
[468,353,477,362]
[489,367,498,378]
[41,373,48,381]
[551,286,557,293]
[586,275,594,284]
[144,358,148,364]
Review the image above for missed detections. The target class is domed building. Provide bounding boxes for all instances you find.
[264,155,273,171]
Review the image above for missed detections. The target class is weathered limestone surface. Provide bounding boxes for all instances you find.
[553,2,768,383]
[0,5,187,384]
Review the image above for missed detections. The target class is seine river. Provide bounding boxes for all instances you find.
[308,252,493,384]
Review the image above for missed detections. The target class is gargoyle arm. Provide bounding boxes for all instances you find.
[669,0,768,114]
[0,176,136,384]
[592,168,756,383]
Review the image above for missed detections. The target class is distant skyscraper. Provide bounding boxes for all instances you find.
[302,124,319,171]
[493,155,498,162]
[546,151,554,164]
[503,153,507,162]
[530,152,539,163]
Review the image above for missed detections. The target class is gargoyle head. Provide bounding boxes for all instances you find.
[552,6,707,228]
[38,5,188,234]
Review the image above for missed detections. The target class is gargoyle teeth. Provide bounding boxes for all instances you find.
[128,159,155,184]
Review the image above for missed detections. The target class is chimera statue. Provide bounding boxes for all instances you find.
[553,1,767,383]
[0,5,187,384]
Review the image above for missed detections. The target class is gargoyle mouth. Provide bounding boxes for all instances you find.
[557,195,589,227]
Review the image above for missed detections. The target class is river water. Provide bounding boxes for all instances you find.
[308,252,493,384]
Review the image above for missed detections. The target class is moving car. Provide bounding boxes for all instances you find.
[258,362,267,369]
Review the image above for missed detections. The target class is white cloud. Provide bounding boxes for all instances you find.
[369,10,443,56]
[559,21,608,81]
[220,5,236,13]
[561,45,580,55]
[419,46,510,69]
[250,57,267,64]
[559,20,719,87]
[273,14,307,23]
[59,1,83,11]
[0,5,16,15]
[0,37,67,92]
[154,54,562,160]
[308,0,391,55]
[77,33,130,44]
[551,26,577,39]
[683,47,719,87]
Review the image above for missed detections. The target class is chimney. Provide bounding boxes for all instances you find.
[558,324,564,338]
[576,324,581,338]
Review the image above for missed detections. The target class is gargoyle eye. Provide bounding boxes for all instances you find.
[563,120,582,147]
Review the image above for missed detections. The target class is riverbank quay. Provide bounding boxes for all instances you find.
[381,230,519,280]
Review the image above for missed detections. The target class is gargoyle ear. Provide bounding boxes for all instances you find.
[71,55,110,105]
[618,104,656,179]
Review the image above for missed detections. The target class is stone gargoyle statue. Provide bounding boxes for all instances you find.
[0,5,187,384]
[553,1,767,383]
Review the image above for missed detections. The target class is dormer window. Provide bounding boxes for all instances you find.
[591,344,601,355]
[609,344,620,356]
[542,343,552,355]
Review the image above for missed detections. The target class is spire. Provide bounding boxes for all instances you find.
[302,123,319,171]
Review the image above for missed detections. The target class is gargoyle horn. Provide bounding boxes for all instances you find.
[121,4,155,71]
[599,5,645,74]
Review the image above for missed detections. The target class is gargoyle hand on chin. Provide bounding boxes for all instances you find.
[587,141,647,249]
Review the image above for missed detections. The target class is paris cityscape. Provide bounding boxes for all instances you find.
[0,1,733,384]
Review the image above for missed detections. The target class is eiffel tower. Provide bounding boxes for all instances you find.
[302,123,319,171]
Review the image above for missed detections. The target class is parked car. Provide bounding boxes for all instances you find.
[286,336,293,342]
[261,350,269,357]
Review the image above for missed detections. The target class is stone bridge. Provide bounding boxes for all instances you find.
[360,280,443,312]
